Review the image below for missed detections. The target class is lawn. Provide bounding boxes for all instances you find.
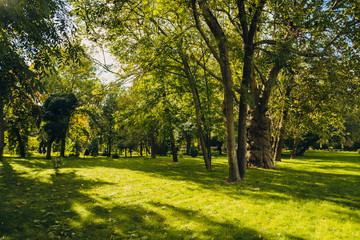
[0,151,359,239]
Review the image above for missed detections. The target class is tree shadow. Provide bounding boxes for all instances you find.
[4,152,360,239]
[0,158,281,240]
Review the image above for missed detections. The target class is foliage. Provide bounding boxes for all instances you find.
[43,94,78,142]
[189,145,199,158]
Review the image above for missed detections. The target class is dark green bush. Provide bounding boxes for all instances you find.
[189,146,198,157]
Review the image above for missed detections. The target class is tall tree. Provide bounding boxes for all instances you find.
[0,0,71,161]
[43,94,77,159]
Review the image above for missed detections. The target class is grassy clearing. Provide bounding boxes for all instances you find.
[0,151,359,239]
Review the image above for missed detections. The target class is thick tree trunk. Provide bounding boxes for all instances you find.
[150,131,156,159]
[60,137,65,157]
[248,108,274,168]
[0,101,5,162]
[248,65,281,169]
[179,50,211,170]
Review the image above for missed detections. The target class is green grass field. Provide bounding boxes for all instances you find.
[0,151,359,239]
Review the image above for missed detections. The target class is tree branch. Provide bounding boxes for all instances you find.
[191,0,221,63]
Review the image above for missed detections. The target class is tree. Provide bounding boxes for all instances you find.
[43,94,78,159]
[5,90,41,157]
[0,0,72,161]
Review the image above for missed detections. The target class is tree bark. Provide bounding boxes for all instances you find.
[248,108,274,168]
[185,135,191,155]
[60,137,66,157]
[193,0,240,181]
[248,65,281,169]
[273,85,292,162]
[165,107,178,162]
[140,142,143,156]
[46,139,54,159]
[150,130,156,159]
[0,101,5,162]
[179,48,211,170]
[291,136,298,159]
[14,127,26,158]
[170,132,178,162]
[273,110,287,162]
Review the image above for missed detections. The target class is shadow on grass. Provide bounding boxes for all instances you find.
[8,152,360,210]
[0,158,270,240]
[2,151,360,239]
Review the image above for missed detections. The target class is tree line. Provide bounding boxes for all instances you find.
[1,0,360,182]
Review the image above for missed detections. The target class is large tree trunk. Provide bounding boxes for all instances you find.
[248,108,274,168]
[248,65,281,169]
[179,49,211,170]
[0,101,5,162]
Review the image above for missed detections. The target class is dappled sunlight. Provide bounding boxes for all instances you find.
[1,152,360,239]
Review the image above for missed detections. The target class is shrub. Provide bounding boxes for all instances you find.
[84,149,90,157]
[357,149,360,154]
[112,153,119,159]
[52,157,63,176]
[72,140,82,157]
[189,146,198,157]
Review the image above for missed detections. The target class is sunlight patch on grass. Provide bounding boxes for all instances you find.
[1,151,360,239]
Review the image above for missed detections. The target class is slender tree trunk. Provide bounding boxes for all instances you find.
[185,135,191,155]
[291,136,298,159]
[60,137,66,157]
[179,50,211,170]
[273,85,292,162]
[165,107,178,163]
[150,131,156,159]
[273,111,287,162]
[237,49,253,180]
[14,127,26,158]
[193,0,240,181]
[140,142,143,157]
[0,101,5,162]
[46,139,54,159]
[170,132,178,162]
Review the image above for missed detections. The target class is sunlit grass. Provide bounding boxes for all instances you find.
[1,151,359,239]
